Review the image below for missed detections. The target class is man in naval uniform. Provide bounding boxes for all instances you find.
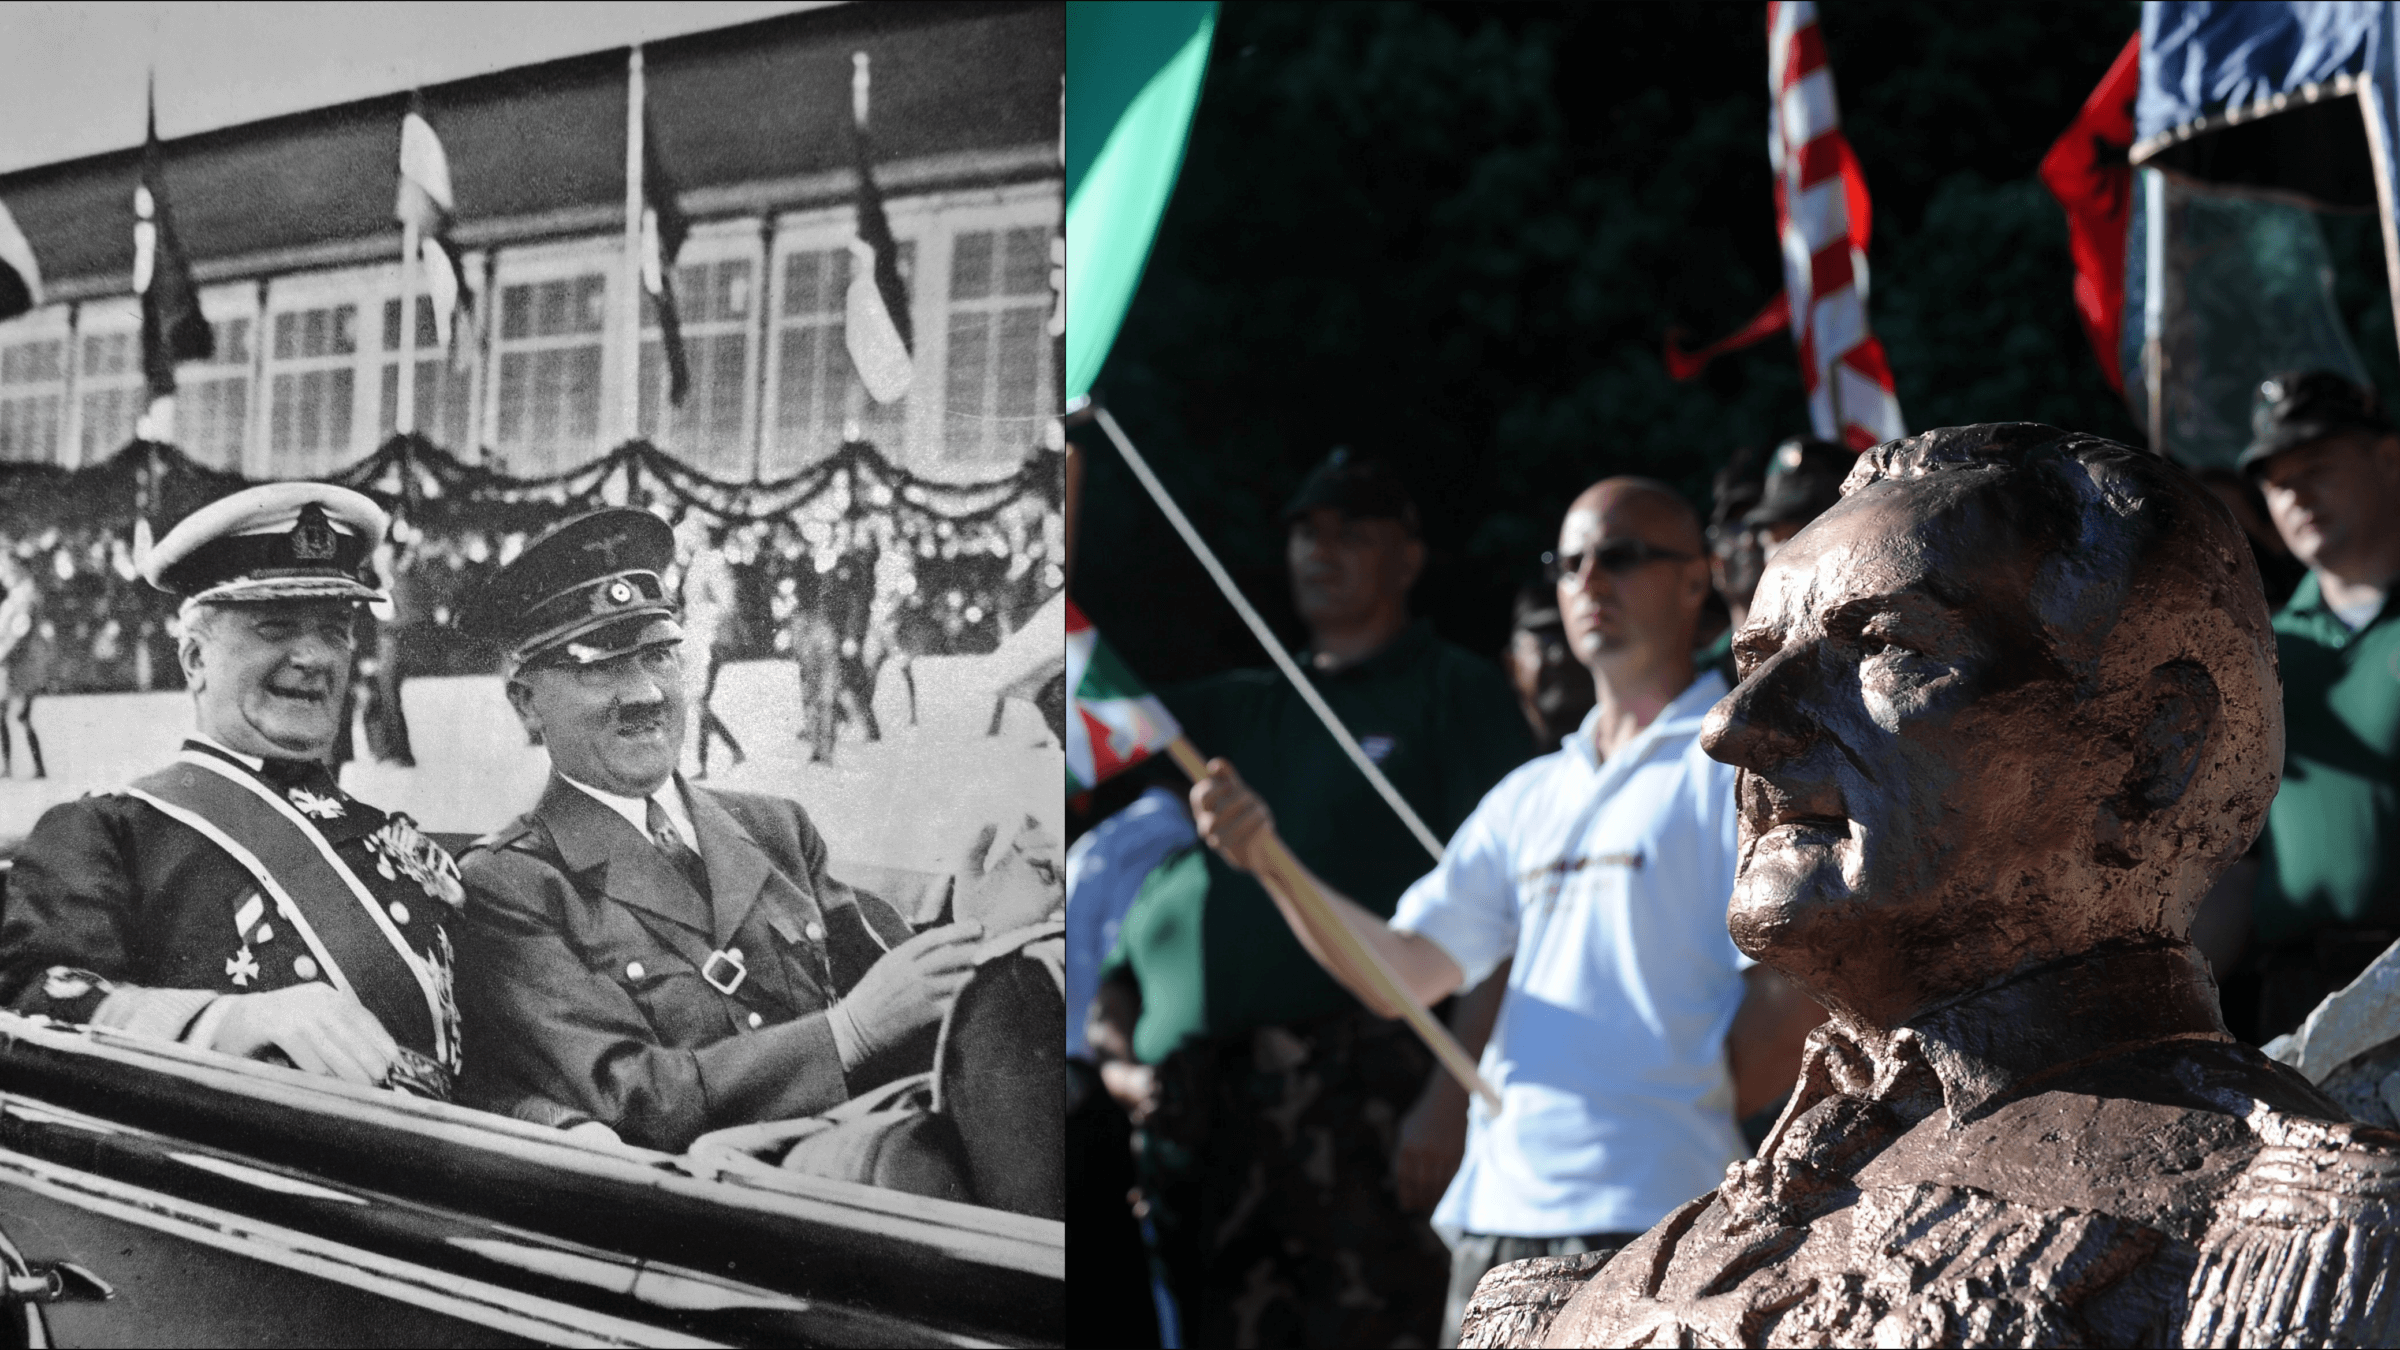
[452,508,986,1152]
[0,484,465,1098]
[1466,425,2400,1349]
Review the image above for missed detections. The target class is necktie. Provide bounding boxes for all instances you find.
[647,798,710,900]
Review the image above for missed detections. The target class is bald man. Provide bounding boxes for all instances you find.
[1191,478,1824,1344]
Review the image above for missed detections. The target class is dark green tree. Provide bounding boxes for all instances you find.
[1077,3,2268,682]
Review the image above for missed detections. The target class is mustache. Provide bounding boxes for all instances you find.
[1738,768,1849,831]
[611,698,669,728]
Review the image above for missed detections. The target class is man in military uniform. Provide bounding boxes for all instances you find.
[452,508,986,1152]
[0,484,465,1098]
[1464,425,2400,1349]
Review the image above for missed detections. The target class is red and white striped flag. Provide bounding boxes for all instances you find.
[1768,2,1904,449]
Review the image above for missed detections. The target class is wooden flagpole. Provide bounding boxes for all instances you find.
[1093,405,1447,864]
[1162,735,1501,1112]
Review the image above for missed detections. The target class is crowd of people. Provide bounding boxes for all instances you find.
[1062,367,2400,1348]
[0,439,1066,786]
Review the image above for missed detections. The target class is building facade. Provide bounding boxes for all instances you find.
[0,1,1062,485]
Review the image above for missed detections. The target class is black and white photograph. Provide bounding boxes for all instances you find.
[0,2,1064,1344]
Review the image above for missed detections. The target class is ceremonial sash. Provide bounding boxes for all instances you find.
[126,752,450,1065]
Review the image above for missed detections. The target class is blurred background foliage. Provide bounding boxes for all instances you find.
[1077,1,2397,682]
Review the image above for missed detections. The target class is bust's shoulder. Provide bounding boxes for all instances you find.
[2184,1111,2400,1346]
[1859,1038,2335,1241]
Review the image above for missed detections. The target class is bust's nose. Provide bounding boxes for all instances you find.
[1702,641,1821,772]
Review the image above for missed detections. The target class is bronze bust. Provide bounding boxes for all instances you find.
[1467,425,2400,1348]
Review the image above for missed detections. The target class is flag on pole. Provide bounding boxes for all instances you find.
[136,86,212,400]
[2040,33,2141,397]
[1664,291,1791,381]
[640,108,693,407]
[395,97,469,351]
[0,196,39,322]
[1065,599,1181,793]
[845,52,913,405]
[1767,2,1903,449]
[1065,1,1217,403]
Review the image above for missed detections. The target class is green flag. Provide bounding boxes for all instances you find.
[1065,598,1182,793]
[1065,0,1217,402]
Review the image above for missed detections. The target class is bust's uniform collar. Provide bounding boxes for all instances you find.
[1776,943,2229,1145]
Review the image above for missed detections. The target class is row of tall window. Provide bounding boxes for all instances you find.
[0,206,1058,482]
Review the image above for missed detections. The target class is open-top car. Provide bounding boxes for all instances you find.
[0,1003,1061,1347]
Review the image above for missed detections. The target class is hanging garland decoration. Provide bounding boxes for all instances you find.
[0,433,1063,693]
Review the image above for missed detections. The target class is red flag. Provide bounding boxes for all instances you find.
[1666,291,1792,381]
[2039,34,2140,395]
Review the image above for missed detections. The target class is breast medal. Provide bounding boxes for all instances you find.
[366,814,467,909]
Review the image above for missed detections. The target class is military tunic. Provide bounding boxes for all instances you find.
[0,739,466,1096]
[454,774,918,1152]
[1461,946,2400,1348]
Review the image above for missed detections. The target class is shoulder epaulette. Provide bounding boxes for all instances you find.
[466,815,548,857]
[2184,1113,2400,1345]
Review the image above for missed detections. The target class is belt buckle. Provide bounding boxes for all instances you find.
[702,948,747,996]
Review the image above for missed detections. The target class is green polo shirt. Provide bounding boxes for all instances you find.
[2257,572,2400,944]
[1106,619,1533,1064]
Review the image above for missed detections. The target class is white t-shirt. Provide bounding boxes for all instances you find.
[1391,672,1749,1238]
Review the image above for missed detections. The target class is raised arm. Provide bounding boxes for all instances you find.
[1187,758,1465,1012]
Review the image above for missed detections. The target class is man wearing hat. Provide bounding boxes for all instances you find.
[0,485,464,1098]
[1694,437,1848,684]
[1086,449,1531,1347]
[2234,370,2400,1041]
[450,508,987,1151]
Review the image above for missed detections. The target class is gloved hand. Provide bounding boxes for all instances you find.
[952,812,1063,934]
[835,921,985,1061]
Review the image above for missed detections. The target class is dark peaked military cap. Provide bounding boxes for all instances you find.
[2239,369,2396,473]
[141,482,389,605]
[461,508,682,672]
[1743,436,1852,530]
[1282,447,1422,536]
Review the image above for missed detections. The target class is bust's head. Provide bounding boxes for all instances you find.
[1703,424,2280,1028]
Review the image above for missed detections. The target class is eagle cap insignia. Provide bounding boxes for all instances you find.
[590,577,640,614]
[290,503,339,563]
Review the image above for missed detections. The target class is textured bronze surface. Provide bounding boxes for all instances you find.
[1467,425,2400,1348]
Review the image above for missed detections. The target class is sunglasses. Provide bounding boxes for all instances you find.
[1541,540,1696,583]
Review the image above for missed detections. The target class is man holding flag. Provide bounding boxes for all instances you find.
[1085,451,1531,1348]
[1188,477,1825,1346]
